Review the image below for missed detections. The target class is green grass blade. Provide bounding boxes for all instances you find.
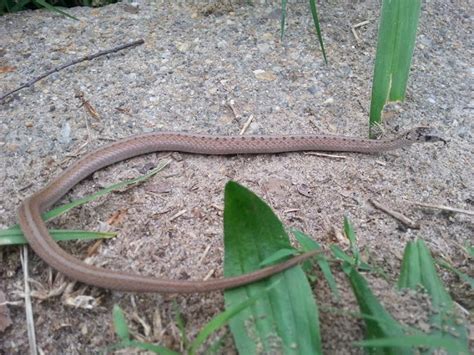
[43,161,170,222]
[308,0,327,63]
[338,220,410,353]
[417,240,453,306]
[0,228,116,246]
[292,229,340,299]
[343,215,360,266]
[189,284,275,354]
[436,259,474,289]
[173,302,188,350]
[113,305,130,341]
[10,0,30,12]
[258,248,298,267]
[223,181,322,354]
[108,305,178,354]
[32,0,78,20]
[369,0,422,135]
[397,239,469,352]
[345,267,411,355]
[330,244,353,264]
[280,0,288,39]
[330,244,372,272]
[417,240,468,347]
[5,161,170,233]
[397,240,422,289]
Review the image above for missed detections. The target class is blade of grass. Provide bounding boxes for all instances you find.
[189,283,277,354]
[308,0,327,63]
[339,218,410,354]
[369,0,422,135]
[340,218,389,279]
[10,0,31,12]
[108,305,178,354]
[0,229,116,246]
[258,248,298,267]
[43,161,170,222]
[436,258,474,289]
[397,240,422,289]
[113,304,130,341]
[224,181,321,354]
[5,161,170,232]
[292,229,340,299]
[343,215,360,266]
[280,0,288,39]
[173,302,188,350]
[32,0,78,20]
[345,267,411,355]
[398,240,469,352]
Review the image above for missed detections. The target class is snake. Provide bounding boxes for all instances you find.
[17,127,442,293]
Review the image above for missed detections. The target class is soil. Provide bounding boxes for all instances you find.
[0,0,472,353]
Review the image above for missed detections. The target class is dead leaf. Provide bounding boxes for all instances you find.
[75,90,100,119]
[107,209,128,226]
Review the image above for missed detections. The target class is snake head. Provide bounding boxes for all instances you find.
[405,127,447,145]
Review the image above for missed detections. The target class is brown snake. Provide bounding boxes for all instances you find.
[17,127,442,293]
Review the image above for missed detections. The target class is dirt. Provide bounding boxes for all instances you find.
[0,0,472,353]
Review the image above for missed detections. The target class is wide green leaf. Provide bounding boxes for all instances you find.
[223,181,321,354]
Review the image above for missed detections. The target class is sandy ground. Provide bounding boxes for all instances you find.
[0,0,472,353]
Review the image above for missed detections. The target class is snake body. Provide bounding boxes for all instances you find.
[17,127,441,293]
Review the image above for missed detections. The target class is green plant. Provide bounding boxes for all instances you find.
[280,0,327,63]
[223,182,322,354]
[280,0,423,135]
[20,179,462,354]
[369,0,422,136]
[338,218,469,354]
[398,239,469,353]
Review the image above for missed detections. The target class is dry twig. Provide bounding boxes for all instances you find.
[240,114,254,135]
[21,247,38,355]
[351,20,370,43]
[369,199,420,229]
[1,39,144,102]
[304,152,347,159]
[406,201,474,217]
